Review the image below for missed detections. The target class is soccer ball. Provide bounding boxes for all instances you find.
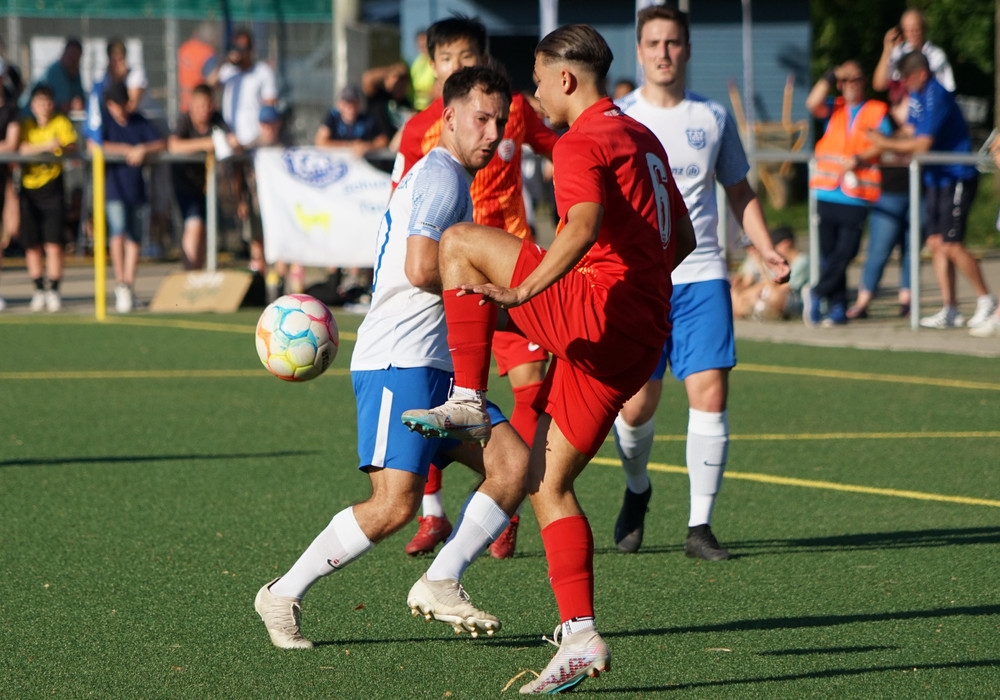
[255,294,339,381]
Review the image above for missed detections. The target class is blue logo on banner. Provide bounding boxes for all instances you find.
[686,128,706,150]
[281,148,349,188]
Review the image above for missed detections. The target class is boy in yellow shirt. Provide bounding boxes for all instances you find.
[19,84,77,311]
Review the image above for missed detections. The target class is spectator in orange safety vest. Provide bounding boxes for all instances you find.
[803,60,891,326]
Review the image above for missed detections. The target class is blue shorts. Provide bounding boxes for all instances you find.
[106,200,144,244]
[175,187,207,222]
[352,366,508,476]
[652,279,737,382]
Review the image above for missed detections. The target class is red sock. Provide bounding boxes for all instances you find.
[443,289,497,391]
[541,515,594,622]
[424,463,443,495]
[510,381,542,445]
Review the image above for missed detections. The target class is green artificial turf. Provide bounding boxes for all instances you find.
[1,311,998,698]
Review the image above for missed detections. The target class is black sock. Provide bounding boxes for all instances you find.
[33,277,45,291]
[49,279,60,292]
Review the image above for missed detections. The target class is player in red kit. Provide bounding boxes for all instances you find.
[402,24,695,694]
[391,16,559,560]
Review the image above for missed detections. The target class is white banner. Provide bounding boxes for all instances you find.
[254,147,391,268]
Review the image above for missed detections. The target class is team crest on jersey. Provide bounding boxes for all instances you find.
[497,138,516,162]
[281,147,349,188]
[686,128,707,150]
[686,164,700,178]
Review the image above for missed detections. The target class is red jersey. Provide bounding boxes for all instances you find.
[553,97,687,348]
[391,92,558,239]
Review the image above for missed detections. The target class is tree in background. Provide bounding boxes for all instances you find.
[811,0,994,101]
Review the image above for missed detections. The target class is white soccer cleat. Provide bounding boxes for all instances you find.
[44,290,61,312]
[401,389,491,447]
[406,574,501,638]
[969,315,1000,338]
[519,626,611,694]
[254,578,314,649]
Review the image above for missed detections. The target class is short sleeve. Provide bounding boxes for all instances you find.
[408,164,469,241]
[552,131,605,216]
[258,64,278,102]
[57,117,78,146]
[715,109,750,187]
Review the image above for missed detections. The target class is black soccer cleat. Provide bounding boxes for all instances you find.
[684,524,731,561]
[614,485,652,553]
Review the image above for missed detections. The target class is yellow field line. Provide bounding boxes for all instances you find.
[590,457,1000,508]
[738,362,1000,391]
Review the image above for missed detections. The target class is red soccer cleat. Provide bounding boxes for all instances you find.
[489,515,519,560]
[405,515,453,556]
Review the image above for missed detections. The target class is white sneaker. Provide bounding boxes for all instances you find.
[30,290,46,312]
[44,290,61,312]
[966,295,998,328]
[969,315,1000,338]
[519,625,611,694]
[407,574,501,638]
[115,284,133,314]
[919,306,965,329]
[254,578,313,649]
[401,387,491,446]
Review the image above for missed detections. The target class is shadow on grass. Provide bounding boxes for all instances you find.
[658,603,1000,635]
[0,450,319,468]
[733,527,1000,553]
[625,527,1000,557]
[595,658,1000,694]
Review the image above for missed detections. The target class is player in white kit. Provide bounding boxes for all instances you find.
[611,5,789,558]
[254,66,527,649]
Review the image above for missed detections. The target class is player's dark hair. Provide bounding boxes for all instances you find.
[426,15,487,60]
[191,83,213,101]
[535,24,613,83]
[636,4,690,44]
[897,50,930,77]
[442,64,511,109]
[64,37,83,53]
[231,28,254,50]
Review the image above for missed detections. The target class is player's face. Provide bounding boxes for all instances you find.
[445,87,509,172]
[636,19,690,89]
[532,56,567,128]
[431,38,483,83]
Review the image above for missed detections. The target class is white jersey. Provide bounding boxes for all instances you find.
[218,61,278,146]
[617,89,749,285]
[351,148,473,372]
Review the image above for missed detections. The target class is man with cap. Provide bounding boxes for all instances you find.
[315,84,388,156]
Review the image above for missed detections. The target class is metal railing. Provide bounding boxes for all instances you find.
[751,149,996,331]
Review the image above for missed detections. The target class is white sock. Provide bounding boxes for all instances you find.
[270,507,373,600]
[686,408,728,527]
[562,617,596,636]
[421,491,445,518]
[613,415,654,494]
[425,491,509,582]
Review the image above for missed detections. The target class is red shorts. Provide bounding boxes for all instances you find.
[492,329,549,376]
[507,240,665,457]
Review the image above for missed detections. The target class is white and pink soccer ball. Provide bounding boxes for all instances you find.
[255,294,339,381]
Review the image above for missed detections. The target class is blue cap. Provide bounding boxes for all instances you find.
[259,105,281,123]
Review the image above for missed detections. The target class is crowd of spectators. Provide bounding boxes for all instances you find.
[1,10,997,333]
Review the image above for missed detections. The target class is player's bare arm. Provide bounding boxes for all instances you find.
[462,201,603,308]
[724,178,790,283]
[405,234,443,293]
